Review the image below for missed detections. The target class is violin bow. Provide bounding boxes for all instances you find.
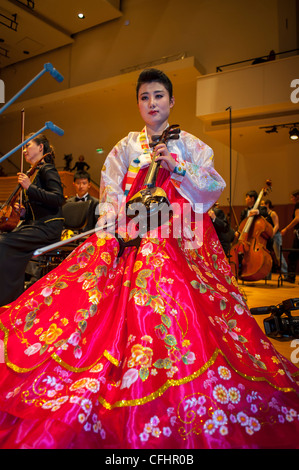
[33,221,117,257]
[19,108,25,206]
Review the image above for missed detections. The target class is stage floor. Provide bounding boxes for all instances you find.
[240,274,299,367]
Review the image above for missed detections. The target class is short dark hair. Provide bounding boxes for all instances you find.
[291,189,299,198]
[73,171,90,182]
[246,190,258,201]
[136,68,173,101]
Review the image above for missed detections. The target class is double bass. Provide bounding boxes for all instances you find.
[229,180,273,281]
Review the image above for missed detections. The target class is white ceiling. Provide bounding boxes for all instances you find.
[0,0,122,67]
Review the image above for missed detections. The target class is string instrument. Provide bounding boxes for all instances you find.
[0,157,46,232]
[229,179,273,281]
[116,124,180,256]
[33,128,181,259]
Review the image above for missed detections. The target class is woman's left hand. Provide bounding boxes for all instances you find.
[154,143,176,172]
[17,172,31,190]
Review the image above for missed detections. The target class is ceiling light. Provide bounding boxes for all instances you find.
[78,13,85,19]
[265,126,278,134]
[289,127,299,140]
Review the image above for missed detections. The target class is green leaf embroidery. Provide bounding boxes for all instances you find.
[182,353,189,365]
[155,324,168,334]
[136,277,147,288]
[153,359,164,369]
[67,264,80,273]
[163,358,172,369]
[153,358,172,369]
[24,320,34,332]
[139,367,149,381]
[78,320,87,332]
[136,269,152,288]
[256,360,267,370]
[95,265,107,277]
[161,314,172,328]
[39,344,48,355]
[238,335,248,343]
[44,296,53,306]
[129,288,137,300]
[191,280,200,289]
[139,269,152,278]
[86,245,95,255]
[200,284,207,294]
[55,281,68,289]
[89,304,98,317]
[164,334,177,346]
[227,319,237,329]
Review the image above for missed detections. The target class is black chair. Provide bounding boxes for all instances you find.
[61,200,92,235]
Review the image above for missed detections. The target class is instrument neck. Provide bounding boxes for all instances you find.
[241,188,264,236]
[0,158,45,210]
[143,149,161,188]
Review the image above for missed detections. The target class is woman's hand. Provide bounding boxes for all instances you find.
[17,172,31,190]
[154,143,176,172]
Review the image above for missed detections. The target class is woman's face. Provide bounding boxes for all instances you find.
[137,81,174,132]
[23,140,43,165]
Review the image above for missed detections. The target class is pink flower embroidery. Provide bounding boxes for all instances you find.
[141,242,153,256]
[41,287,53,297]
[68,331,81,346]
[120,368,139,389]
[24,343,41,356]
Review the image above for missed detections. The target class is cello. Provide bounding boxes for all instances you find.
[229,179,273,281]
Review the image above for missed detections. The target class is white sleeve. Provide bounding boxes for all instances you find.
[169,131,226,213]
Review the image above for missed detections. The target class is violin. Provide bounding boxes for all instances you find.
[0,158,45,232]
[116,124,180,256]
[229,179,273,281]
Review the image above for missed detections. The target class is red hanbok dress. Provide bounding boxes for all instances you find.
[0,129,298,449]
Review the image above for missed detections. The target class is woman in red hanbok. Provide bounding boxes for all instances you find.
[0,69,298,449]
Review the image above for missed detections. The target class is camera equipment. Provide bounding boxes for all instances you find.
[250,298,299,339]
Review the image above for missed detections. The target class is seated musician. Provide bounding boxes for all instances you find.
[208,202,235,256]
[64,171,99,233]
[0,133,64,306]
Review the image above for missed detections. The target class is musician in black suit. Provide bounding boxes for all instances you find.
[65,171,99,232]
[0,133,64,306]
[208,203,235,256]
[239,190,267,223]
